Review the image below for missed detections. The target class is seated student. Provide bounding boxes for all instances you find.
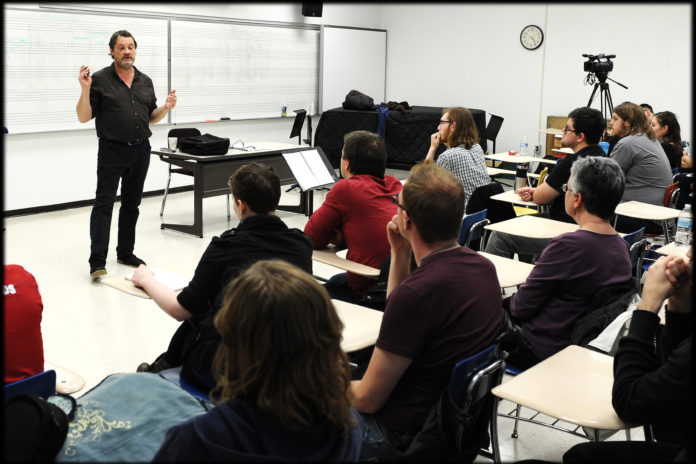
[425,106,491,211]
[153,260,362,462]
[563,248,691,464]
[640,103,654,124]
[506,157,632,370]
[4,264,44,384]
[351,161,504,461]
[304,130,401,303]
[608,101,673,233]
[131,162,313,390]
[651,110,683,169]
[485,107,606,261]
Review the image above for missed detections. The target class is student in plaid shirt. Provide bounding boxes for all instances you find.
[425,107,490,210]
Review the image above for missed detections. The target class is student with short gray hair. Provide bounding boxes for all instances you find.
[506,157,633,369]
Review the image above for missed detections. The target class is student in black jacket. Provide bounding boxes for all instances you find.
[563,247,692,463]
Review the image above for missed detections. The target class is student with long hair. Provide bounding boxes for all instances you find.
[608,101,673,233]
[153,259,361,462]
[425,107,490,211]
[651,110,683,169]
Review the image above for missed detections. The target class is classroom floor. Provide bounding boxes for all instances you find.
[4,167,645,462]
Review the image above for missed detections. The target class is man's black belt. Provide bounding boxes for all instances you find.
[100,138,147,147]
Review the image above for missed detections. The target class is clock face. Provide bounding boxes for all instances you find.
[520,25,543,50]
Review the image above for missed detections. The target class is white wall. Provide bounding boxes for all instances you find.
[4,3,692,211]
[380,3,691,155]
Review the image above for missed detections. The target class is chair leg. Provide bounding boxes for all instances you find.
[511,403,521,438]
[226,194,231,220]
[160,172,172,216]
[625,428,631,441]
[490,397,501,464]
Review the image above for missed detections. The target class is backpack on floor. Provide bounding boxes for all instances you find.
[4,393,75,461]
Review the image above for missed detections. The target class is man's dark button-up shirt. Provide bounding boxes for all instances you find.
[89,62,157,144]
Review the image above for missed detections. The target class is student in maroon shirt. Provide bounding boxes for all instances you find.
[351,162,503,461]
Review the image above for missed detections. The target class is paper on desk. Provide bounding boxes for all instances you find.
[283,149,335,191]
[124,267,189,291]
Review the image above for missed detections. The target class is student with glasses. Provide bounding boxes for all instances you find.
[505,157,633,370]
[485,107,607,262]
[425,107,490,211]
[352,162,503,460]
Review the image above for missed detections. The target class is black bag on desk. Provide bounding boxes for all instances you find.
[342,90,377,111]
[178,133,230,155]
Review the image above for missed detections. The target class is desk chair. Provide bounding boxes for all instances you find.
[664,181,680,209]
[4,370,56,402]
[160,128,232,220]
[486,115,504,154]
[622,227,647,291]
[459,209,489,250]
[499,279,639,442]
[395,344,506,463]
[158,367,210,403]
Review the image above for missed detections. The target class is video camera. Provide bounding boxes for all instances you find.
[583,54,615,74]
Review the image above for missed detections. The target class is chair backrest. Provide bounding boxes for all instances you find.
[571,279,638,346]
[4,370,56,402]
[158,367,210,402]
[466,182,516,224]
[621,227,645,247]
[628,238,648,289]
[664,181,679,208]
[459,209,488,246]
[486,115,504,142]
[537,167,549,185]
[168,128,201,148]
[449,343,505,411]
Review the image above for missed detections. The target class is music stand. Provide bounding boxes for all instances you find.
[290,109,307,145]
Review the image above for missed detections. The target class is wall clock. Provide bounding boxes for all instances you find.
[520,25,544,50]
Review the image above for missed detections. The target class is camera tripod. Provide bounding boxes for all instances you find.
[586,72,628,122]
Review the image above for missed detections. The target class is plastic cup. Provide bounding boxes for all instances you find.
[168,137,177,150]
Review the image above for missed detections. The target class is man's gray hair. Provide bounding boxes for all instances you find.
[569,156,625,220]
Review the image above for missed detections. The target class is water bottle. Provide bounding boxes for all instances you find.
[520,136,529,156]
[674,204,692,248]
[282,104,287,117]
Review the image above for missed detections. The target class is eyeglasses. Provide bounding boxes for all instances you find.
[561,183,575,193]
[391,193,408,214]
[563,125,580,134]
[439,120,452,125]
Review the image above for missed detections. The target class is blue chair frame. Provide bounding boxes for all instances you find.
[448,343,506,463]
[4,370,56,402]
[459,209,489,249]
[158,367,211,402]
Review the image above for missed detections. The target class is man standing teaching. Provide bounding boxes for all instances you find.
[76,30,177,277]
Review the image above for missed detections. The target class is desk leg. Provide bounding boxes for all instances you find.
[662,220,670,243]
[160,166,204,238]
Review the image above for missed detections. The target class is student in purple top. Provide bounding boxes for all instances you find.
[506,156,633,369]
[153,260,361,462]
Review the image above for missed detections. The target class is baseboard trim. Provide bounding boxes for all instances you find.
[4,186,193,218]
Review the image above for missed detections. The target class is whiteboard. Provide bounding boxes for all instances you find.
[321,26,386,113]
[4,8,168,134]
[170,20,320,124]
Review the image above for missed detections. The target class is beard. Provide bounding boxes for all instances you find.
[115,57,134,69]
